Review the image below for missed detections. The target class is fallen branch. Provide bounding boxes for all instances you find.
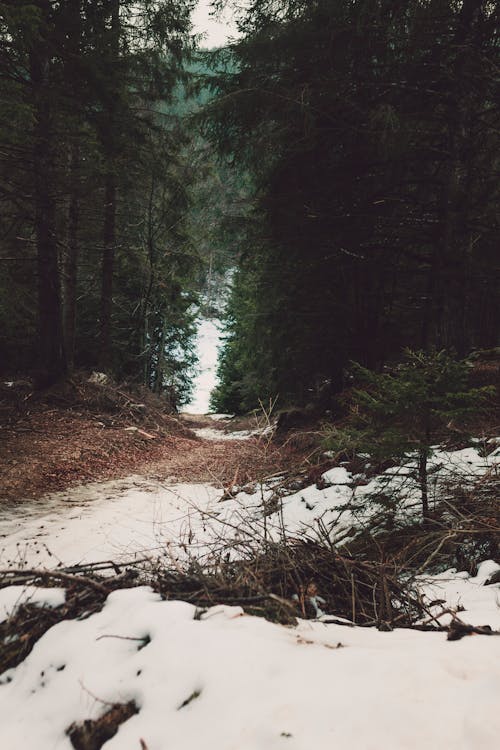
[0,568,108,593]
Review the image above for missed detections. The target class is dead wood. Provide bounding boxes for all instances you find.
[67,701,138,750]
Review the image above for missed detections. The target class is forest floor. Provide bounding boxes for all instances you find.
[0,381,499,749]
[0,398,309,504]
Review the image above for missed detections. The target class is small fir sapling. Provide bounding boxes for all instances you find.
[324,349,493,519]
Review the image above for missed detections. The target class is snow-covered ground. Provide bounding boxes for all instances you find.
[0,440,499,748]
[0,478,221,569]
[191,424,271,441]
[264,444,500,544]
[0,566,499,750]
[183,319,221,414]
[0,444,498,570]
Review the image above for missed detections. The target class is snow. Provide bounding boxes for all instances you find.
[0,444,497,571]
[322,466,351,485]
[0,440,499,749]
[0,580,499,750]
[192,425,269,441]
[192,426,254,440]
[0,477,221,569]
[418,562,500,628]
[183,319,220,414]
[0,586,65,624]
[255,444,500,545]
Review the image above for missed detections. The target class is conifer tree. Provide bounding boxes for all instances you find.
[206,0,499,411]
[0,0,198,400]
[324,350,493,519]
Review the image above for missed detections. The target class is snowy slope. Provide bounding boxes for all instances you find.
[0,442,499,749]
[183,319,221,414]
[0,575,499,750]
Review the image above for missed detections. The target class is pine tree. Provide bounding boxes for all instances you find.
[0,0,198,398]
[324,350,493,519]
[205,0,500,410]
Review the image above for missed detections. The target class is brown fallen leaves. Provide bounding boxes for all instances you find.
[0,405,310,503]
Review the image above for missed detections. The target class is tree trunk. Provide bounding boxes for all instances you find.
[434,0,483,352]
[63,143,80,371]
[142,175,156,384]
[98,0,120,370]
[30,10,66,386]
[418,408,432,520]
[99,169,116,366]
[418,447,430,520]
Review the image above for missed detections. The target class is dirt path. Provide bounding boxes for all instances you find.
[0,409,305,504]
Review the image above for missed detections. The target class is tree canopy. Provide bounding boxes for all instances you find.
[207,0,499,413]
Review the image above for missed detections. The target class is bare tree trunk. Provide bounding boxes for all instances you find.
[142,175,156,384]
[434,0,483,351]
[62,0,82,372]
[153,321,165,394]
[419,412,432,520]
[99,169,116,366]
[30,9,66,386]
[418,447,430,520]
[63,143,80,370]
[99,0,120,370]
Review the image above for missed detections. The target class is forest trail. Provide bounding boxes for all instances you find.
[0,407,300,505]
[0,409,308,571]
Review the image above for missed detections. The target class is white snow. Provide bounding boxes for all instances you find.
[183,319,220,414]
[418,561,500,628]
[0,580,499,750]
[0,444,497,571]
[192,425,269,441]
[255,444,500,545]
[0,440,499,749]
[322,466,351,485]
[0,477,221,569]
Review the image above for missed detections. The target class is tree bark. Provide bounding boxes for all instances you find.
[98,0,120,370]
[418,447,430,520]
[99,169,116,366]
[433,0,483,352]
[63,143,80,371]
[30,7,66,386]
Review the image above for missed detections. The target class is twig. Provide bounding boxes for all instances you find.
[415,532,456,575]
[95,634,148,642]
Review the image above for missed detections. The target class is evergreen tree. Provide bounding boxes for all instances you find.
[0,0,199,401]
[206,0,499,411]
[323,349,493,518]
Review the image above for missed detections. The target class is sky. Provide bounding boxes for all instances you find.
[191,1,239,48]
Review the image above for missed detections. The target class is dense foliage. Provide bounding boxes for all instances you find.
[208,0,499,412]
[2,2,498,414]
[323,349,493,517]
[0,0,199,402]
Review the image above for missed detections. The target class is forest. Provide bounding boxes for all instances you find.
[0,4,499,748]
[208,0,499,412]
[1,0,498,412]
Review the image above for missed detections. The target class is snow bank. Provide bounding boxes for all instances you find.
[254,443,500,544]
[0,443,498,749]
[418,561,500,628]
[0,581,499,750]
